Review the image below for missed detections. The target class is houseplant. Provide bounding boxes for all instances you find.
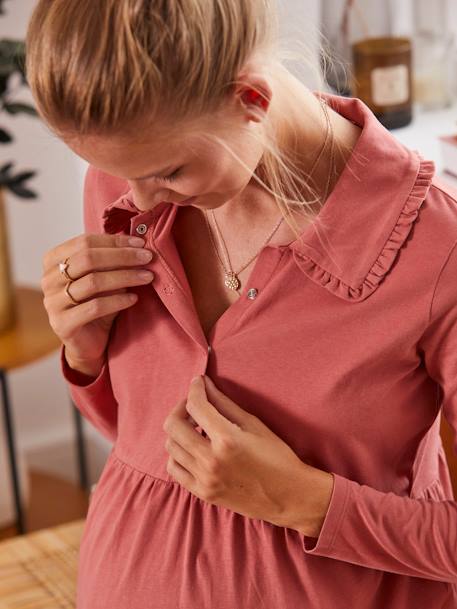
[0,0,39,332]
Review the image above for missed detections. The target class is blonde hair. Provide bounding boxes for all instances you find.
[25,0,357,244]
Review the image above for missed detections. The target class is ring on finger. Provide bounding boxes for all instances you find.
[59,257,75,281]
[65,280,81,305]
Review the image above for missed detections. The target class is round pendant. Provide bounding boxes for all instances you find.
[224,271,240,291]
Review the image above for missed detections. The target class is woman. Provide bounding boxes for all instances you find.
[27,1,457,607]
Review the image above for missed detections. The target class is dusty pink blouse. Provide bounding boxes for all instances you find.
[61,91,457,608]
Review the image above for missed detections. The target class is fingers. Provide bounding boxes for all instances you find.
[46,245,154,285]
[41,232,154,293]
[53,292,140,341]
[42,233,145,273]
[53,268,155,310]
[41,232,156,338]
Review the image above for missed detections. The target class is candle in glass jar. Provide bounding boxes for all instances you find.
[351,37,413,129]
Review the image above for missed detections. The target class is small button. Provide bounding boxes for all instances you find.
[135,223,148,235]
[208,345,212,354]
[247,288,258,300]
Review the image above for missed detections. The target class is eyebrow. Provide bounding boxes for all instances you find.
[131,164,178,181]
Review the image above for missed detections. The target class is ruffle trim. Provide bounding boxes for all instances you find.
[292,157,436,303]
[411,478,447,502]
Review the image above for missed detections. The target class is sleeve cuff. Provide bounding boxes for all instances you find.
[302,472,352,555]
[60,344,107,388]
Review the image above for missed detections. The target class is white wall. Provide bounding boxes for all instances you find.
[277,0,323,89]
[321,0,457,45]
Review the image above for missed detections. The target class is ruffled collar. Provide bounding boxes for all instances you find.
[101,91,436,303]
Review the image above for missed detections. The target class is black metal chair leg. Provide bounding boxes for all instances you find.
[71,398,90,493]
[0,368,26,535]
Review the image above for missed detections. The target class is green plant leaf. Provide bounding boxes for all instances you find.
[0,161,13,177]
[0,28,39,198]
[0,162,38,199]
[0,127,12,142]
[6,181,37,199]
[3,102,38,116]
[0,1,9,16]
[0,39,25,71]
[8,170,36,185]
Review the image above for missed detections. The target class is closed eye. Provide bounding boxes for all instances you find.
[159,167,182,183]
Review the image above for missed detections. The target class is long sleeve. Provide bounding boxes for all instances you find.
[61,343,118,443]
[60,165,128,443]
[299,239,457,585]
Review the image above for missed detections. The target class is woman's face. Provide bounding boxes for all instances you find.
[62,84,271,213]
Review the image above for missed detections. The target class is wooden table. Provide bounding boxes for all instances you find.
[0,518,84,608]
[0,286,90,535]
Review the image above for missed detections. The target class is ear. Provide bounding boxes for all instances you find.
[235,73,272,123]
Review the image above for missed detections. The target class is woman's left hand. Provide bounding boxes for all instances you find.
[162,374,334,537]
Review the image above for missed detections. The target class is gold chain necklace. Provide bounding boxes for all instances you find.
[203,96,336,294]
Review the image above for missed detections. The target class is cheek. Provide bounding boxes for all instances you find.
[203,170,246,199]
[215,155,251,189]
[186,153,253,197]
[188,167,229,195]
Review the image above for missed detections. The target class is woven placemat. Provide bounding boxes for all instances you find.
[0,519,85,609]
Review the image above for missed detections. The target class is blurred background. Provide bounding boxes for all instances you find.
[1,0,457,543]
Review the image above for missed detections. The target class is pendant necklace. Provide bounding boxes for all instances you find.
[202,96,335,295]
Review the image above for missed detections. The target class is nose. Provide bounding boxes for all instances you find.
[127,181,172,210]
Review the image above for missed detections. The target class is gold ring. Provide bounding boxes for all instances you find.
[59,257,75,281]
[65,280,80,305]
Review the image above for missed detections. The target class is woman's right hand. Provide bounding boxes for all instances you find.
[41,233,155,376]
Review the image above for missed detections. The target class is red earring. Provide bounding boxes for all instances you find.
[242,88,268,110]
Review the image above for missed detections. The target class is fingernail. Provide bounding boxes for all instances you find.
[191,375,201,383]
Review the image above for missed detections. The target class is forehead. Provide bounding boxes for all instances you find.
[67,107,230,154]
[67,130,200,168]
[61,116,229,179]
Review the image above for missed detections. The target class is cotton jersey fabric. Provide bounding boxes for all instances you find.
[61,91,457,608]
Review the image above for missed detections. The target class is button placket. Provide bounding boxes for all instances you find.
[137,216,185,296]
[132,212,210,354]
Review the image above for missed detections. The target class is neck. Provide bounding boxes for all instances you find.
[213,67,361,234]
[264,64,361,213]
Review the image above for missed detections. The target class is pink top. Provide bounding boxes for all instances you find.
[61,91,457,608]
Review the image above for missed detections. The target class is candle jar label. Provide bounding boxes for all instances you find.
[371,64,409,106]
